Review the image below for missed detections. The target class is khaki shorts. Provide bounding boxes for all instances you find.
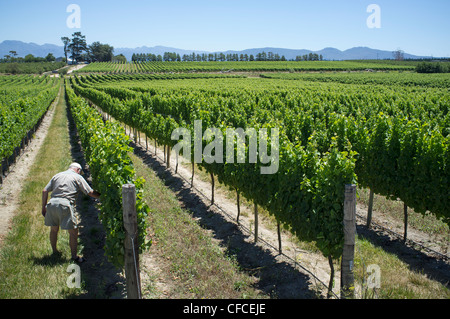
[45,198,77,230]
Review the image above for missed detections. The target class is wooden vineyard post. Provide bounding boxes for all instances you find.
[210,172,215,205]
[163,145,166,163]
[341,184,356,299]
[0,160,4,184]
[403,203,408,242]
[122,184,141,299]
[366,188,374,228]
[254,203,259,243]
[236,189,241,224]
[167,146,171,168]
[277,221,282,254]
[191,162,195,188]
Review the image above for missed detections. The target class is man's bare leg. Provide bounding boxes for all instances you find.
[50,226,59,254]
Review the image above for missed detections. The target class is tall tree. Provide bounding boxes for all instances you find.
[68,32,87,64]
[61,37,70,63]
[45,53,56,62]
[393,49,404,61]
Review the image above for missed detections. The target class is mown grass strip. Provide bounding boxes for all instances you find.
[353,237,450,299]
[130,152,265,299]
[0,81,85,298]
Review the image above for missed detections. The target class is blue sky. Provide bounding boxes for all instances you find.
[0,0,449,57]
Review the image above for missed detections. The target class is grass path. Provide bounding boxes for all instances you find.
[0,80,79,298]
[0,80,124,298]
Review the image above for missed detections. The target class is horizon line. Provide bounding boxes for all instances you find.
[1,39,447,58]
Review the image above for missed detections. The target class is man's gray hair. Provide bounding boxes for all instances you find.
[69,162,82,170]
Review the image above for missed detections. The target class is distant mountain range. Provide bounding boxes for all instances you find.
[0,40,434,61]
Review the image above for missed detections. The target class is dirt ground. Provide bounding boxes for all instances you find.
[0,79,448,298]
[48,63,87,77]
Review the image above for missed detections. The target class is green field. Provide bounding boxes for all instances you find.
[0,61,66,74]
[75,60,418,74]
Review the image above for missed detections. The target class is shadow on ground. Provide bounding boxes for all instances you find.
[131,141,327,299]
[355,222,450,289]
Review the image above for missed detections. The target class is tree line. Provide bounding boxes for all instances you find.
[295,53,324,61]
[132,51,325,62]
[1,51,58,63]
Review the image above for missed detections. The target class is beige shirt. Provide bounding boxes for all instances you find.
[44,169,93,205]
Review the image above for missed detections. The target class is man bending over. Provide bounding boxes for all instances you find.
[41,162,100,263]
